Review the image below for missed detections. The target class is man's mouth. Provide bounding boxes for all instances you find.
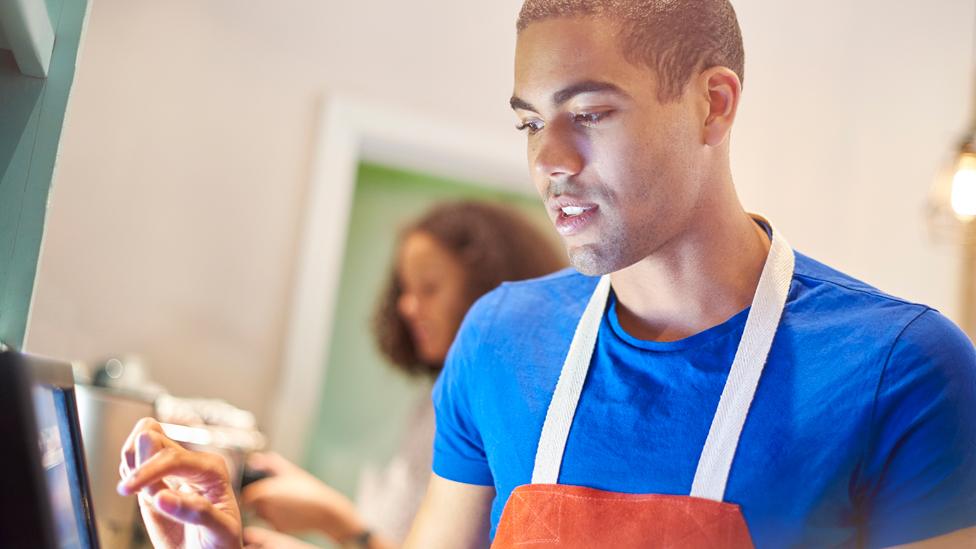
[553,202,599,236]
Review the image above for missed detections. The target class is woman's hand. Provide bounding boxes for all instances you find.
[117,418,243,549]
[241,452,365,542]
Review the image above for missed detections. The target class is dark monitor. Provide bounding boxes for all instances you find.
[0,350,100,549]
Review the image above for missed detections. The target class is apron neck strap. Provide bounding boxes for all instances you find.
[530,274,612,486]
[530,224,795,503]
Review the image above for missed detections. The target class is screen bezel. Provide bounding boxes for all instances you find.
[0,351,101,549]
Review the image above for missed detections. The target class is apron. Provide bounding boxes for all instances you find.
[491,223,794,548]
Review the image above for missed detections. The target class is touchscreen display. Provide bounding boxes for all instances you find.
[32,385,89,549]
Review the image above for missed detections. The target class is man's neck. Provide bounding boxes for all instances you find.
[609,208,772,343]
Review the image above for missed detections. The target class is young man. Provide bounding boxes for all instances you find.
[118,1,975,548]
[404,1,976,548]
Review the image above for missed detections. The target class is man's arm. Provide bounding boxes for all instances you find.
[862,309,976,545]
[403,473,495,549]
[890,526,976,548]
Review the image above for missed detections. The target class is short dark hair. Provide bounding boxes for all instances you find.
[373,201,566,378]
[517,0,745,102]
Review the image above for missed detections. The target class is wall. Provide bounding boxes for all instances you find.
[0,0,88,349]
[25,0,975,427]
[733,0,971,320]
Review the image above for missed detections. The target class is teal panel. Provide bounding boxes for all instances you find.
[0,0,87,349]
[303,163,549,503]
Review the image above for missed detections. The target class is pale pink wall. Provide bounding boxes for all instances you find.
[27,0,974,426]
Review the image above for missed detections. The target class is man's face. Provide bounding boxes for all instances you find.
[513,17,709,275]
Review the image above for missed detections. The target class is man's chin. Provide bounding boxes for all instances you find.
[567,244,616,277]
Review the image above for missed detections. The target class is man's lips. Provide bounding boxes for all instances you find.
[551,201,599,236]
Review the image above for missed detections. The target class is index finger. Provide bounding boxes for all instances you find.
[117,446,199,496]
[120,417,167,472]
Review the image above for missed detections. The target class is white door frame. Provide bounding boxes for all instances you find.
[267,94,529,461]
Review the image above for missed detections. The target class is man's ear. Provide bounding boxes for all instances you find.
[700,66,742,147]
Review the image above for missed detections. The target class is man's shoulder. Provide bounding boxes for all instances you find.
[456,268,596,353]
[446,268,593,382]
[788,251,971,363]
[499,266,598,299]
[467,267,596,322]
[791,251,929,318]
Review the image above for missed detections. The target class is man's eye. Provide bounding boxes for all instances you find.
[515,120,544,135]
[573,112,609,126]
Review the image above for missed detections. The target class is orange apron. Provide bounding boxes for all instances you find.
[492,223,794,548]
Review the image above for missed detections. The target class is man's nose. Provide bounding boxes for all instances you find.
[532,122,584,183]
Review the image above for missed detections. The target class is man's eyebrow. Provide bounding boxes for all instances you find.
[510,80,627,112]
[553,80,626,105]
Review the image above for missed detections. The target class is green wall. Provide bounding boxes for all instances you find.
[0,0,88,349]
[302,163,551,504]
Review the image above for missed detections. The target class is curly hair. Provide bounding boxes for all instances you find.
[373,201,566,378]
[517,0,745,102]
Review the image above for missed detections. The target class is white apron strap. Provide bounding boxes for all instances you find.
[531,224,795,501]
[689,229,794,501]
[531,275,612,484]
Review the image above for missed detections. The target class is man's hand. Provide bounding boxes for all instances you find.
[242,526,320,549]
[117,418,243,549]
[890,527,976,548]
[241,452,365,541]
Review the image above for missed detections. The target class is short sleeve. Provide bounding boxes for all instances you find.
[862,308,976,547]
[430,292,500,486]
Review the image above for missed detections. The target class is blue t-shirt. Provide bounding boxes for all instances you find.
[432,251,976,547]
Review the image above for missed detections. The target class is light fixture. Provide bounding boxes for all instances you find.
[928,149,976,339]
[932,144,976,340]
[950,147,976,219]
[929,140,976,236]
[927,10,976,340]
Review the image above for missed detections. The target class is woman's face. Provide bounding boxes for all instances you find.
[396,231,469,365]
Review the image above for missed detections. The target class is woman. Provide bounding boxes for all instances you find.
[144,201,564,549]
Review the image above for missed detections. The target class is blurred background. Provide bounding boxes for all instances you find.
[3,0,976,546]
